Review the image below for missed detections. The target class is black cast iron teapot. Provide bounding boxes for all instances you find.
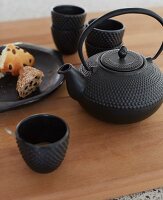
[58,8,163,123]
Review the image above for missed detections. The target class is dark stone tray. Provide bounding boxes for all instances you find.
[0,42,64,112]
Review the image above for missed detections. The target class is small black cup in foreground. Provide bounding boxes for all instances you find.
[51,25,86,54]
[16,114,69,173]
[86,18,125,48]
[51,5,86,30]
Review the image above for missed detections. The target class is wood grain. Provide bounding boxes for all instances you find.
[0,8,163,200]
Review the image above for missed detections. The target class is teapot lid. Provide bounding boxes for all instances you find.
[100,46,144,72]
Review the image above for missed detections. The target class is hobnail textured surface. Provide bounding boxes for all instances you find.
[85,41,122,57]
[79,53,163,123]
[51,26,85,54]
[101,49,144,71]
[86,27,124,48]
[84,65,163,109]
[79,52,102,76]
[51,11,86,30]
[16,136,69,173]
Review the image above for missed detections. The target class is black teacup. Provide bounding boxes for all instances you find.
[51,5,86,30]
[51,25,86,54]
[16,114,69,173]
[86,18,125,48]
[85,41,122,57]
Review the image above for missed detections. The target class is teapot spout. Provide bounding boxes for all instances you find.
[58,64,86,101]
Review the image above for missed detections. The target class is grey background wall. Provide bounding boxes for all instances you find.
[1,0,163,22]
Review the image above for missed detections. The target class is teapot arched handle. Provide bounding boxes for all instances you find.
[78,8,163,71]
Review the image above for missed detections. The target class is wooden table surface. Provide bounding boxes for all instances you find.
[0,8,163,200]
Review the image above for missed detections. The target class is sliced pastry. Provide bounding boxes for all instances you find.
[16,66,44,98]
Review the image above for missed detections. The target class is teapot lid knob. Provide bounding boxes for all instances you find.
[118,46,128,59]
[100,46,144,72]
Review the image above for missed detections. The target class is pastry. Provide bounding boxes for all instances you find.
[0,44,35,76]
[16,66,44,98]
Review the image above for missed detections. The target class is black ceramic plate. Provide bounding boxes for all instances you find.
[0,42,64,112]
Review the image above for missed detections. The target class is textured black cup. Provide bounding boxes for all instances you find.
[85,41,122,57]
[51,25,86,54]
[51,5,86,30]
[16,114,69,173]
[86,18,125,48]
